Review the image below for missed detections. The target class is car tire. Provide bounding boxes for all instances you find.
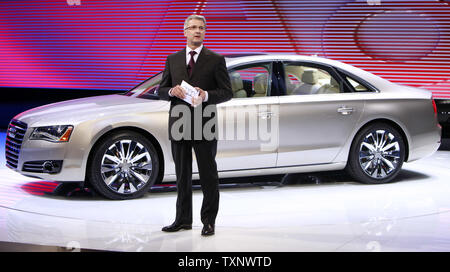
[87,131,159,200]
[346,122,405,184]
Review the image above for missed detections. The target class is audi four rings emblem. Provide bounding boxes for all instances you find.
[8,127,16,138]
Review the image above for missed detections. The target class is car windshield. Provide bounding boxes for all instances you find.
[122,72,162,100]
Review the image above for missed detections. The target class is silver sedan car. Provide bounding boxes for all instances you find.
[5,54,441,200]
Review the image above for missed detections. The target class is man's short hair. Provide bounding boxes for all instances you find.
[184,14,207,30]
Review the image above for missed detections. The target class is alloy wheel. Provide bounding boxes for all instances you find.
[358,129,401,179]
[100,139,153,194]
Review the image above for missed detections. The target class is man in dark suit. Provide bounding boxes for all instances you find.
[158,15,232,236]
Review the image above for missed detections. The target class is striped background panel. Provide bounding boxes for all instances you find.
[1,0,449,98]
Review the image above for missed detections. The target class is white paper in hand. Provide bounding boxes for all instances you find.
[180,80,201,107]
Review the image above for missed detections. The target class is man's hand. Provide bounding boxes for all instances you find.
[170,85,186,99]
[192,87,206,107]
[196,87,206,101]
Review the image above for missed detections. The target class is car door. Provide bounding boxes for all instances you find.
[193,61,279,172]
[276,61,365,166]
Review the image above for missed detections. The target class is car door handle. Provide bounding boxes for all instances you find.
[258,111,274,119]
[337,106,354,115]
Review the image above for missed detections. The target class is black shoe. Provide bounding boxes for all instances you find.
[201,224,215,236]
[162,222,192,232]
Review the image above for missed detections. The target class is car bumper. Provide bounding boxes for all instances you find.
[6,126,86,182]
[407,124,442,162]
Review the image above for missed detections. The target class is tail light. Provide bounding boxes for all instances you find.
[432,97,438,118]
[432,97,442,129]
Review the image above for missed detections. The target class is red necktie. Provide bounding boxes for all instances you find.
[187,51,197,77]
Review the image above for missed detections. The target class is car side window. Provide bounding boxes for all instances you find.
[346,76,370,92]
[283,63,342,95]
[125,72,162,99]
[228,63,271,98]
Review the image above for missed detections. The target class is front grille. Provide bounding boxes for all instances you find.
[5,119,28,169]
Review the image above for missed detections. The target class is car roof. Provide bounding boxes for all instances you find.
[225,54,345,67]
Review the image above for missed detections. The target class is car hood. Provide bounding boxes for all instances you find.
[14,94,169,127]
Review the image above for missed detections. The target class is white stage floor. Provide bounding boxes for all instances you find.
[1,130,450,252]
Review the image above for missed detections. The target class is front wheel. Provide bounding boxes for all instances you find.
[346,123,405,184]
[87,131,159,200]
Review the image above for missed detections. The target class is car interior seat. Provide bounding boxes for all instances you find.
[230,72,247,98]
[317,77,340,94]
[292,69,320,95]
[253,73,268,97]
[284,65,305,95]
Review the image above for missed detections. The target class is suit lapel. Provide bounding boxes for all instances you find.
[177,48,189,79]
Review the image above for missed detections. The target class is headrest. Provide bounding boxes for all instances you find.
[301,70,318,85]
[285,65,305,81]
[254,73,268,94]
[230,72,244,91]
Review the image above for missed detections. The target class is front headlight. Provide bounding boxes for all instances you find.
[30,125,74,142]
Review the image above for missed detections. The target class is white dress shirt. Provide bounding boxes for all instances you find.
[186,44,203,65]
[169,44,208,102]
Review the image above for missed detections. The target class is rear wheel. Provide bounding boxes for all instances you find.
[346,123,405,184]
[87,131,159,200]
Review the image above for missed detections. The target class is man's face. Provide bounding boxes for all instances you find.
[184,19,206,47]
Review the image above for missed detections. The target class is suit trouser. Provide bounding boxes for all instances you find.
[171,139,219,226]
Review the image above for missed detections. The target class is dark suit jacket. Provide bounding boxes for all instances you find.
[158,47,232,141]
